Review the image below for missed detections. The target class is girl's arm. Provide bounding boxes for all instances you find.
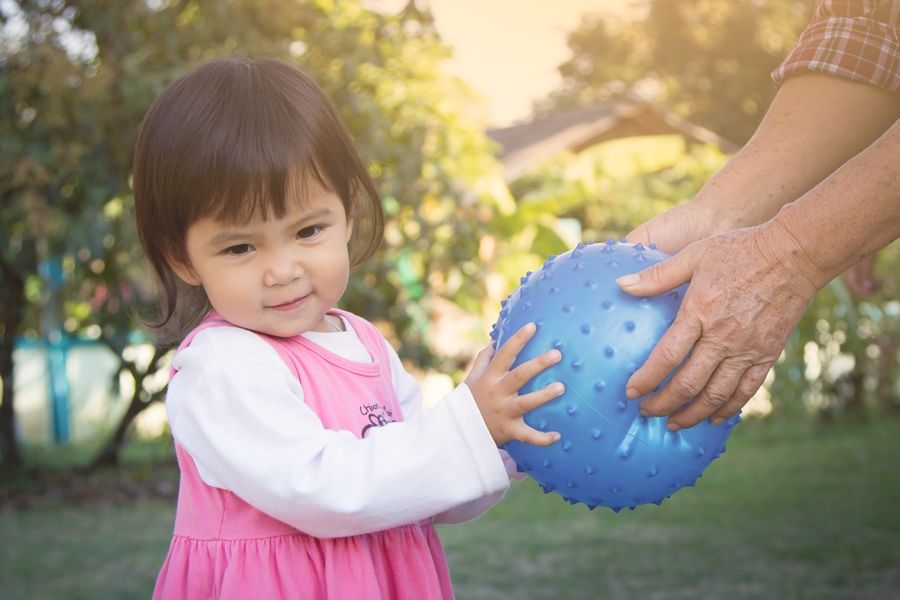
[168,326,510,539]
[384,340,517,524]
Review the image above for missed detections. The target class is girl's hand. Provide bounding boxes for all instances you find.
[464,323,564,447]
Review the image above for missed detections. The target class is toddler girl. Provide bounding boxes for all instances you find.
[133,58,563,599]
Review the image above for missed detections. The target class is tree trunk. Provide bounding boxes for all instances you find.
[875,334,899,413]
[0,255,25,470]
[843,368,865,415]
[89,391,150,469]
[89,345,167,470]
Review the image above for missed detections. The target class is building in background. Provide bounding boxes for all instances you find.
[488,99,738,182]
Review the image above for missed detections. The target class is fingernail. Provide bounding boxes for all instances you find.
[711,417,724,426]
[626,386,640,399]
[638,405,650,417]
[667,420,682,432]
[551,432,561,442]
[549,382,565,394]
[617,274,640,287]
[548,349,561,361]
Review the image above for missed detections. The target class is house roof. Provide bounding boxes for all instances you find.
[487,99,739,181]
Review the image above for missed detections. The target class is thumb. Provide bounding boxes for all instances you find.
[617,243,699,297]
[465,345,494,384]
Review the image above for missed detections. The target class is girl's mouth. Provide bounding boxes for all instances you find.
[268,294,310,312]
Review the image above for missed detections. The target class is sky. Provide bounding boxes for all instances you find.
[366,0,637,127]
[367,0,640,126]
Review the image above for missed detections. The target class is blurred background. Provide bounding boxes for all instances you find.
[1,1,898,598]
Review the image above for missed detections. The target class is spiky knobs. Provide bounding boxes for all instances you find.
[491,241,739,511]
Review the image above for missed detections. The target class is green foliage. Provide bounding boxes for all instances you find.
[494,136,727,261]
[1,0,506,344]
[539,0,815,144]
[530,0,900,420]
[771,243,900,419]
[0,0,511,460]
[1,0,896,468]
[487,129,900,421]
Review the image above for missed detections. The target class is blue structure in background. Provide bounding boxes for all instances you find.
[39,256,71,444]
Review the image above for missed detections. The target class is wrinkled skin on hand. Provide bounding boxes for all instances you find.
[625,201,721,255]
[618,221,820,430]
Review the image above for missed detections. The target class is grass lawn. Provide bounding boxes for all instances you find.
[2,418,899,599]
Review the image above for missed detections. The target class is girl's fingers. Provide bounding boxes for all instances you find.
[515,382,565,414]
[505,383,564,447]
[511,424,561,447]
[492,322,537,372]
[506,349,561,390]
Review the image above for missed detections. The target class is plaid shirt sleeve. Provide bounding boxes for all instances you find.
[772,0,900,92]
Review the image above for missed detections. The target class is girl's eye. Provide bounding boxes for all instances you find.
[225,244,253,256]
[297,225,322,239]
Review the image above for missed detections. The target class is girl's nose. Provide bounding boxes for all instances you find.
[263,249,303,287]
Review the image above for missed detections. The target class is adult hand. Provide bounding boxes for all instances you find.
[465,323,564,446]
[616,221,820,429]
[625,200,722,255]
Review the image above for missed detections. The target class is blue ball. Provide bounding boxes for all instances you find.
[491,240,739,511]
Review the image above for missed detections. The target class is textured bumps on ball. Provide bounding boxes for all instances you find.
[491,241,740,511]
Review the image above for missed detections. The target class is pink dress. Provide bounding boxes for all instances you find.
[153,310,455,599]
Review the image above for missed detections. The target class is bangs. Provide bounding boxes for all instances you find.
[205,157,333,226]
[174,62,346,226]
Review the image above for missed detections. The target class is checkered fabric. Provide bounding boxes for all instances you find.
[773,0,900,92]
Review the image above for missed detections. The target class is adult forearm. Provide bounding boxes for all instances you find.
[772,117,900,289]
[695,74,900,234]
[619,117,898,428]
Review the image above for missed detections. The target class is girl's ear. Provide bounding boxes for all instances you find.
[165,250,202,287]
[345,217,354,243]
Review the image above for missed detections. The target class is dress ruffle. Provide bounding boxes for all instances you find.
[153,522,453,599]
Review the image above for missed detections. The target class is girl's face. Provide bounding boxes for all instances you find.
[171,189,353,337]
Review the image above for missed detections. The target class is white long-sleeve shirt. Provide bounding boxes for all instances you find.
[166,316,517,539]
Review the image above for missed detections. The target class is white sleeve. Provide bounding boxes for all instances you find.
[382,338,423,422]
[381,338,519,524]
[166,326,509,539]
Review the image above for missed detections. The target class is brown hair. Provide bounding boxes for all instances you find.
[132,58,383,343]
